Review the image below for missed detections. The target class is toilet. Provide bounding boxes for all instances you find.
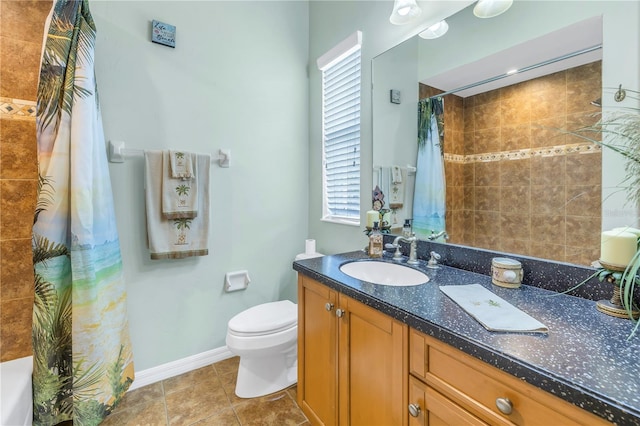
[225,300,298,398]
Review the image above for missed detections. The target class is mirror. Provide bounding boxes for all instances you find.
[372,2,614,266]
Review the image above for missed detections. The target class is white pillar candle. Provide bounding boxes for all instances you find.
[382,211,391,228]
[366,210,379,228]
[601,230,638,267]
[613,226,640,237]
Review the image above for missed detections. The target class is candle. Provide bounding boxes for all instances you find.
[601,230,638,267]
[612,226,640,237]
[366,210,378,228]
[382,211,391,228]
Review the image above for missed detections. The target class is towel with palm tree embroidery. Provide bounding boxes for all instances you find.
[162,150,198,219]
[145,150,210,259]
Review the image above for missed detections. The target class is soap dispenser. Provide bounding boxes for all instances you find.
[402,219,412,237]
[369,221,383,258]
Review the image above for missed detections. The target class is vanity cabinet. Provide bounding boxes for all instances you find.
[297,274,408,426]
[408,328,610,425]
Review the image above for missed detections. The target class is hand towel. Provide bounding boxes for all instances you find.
[439,284,548,333]
[145,150,210,259]
[389,166,404,209]
[162,150,198,219]
[169,150,194,179]
[392,165,403,184]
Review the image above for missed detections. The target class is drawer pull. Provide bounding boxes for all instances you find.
[325,302,334,312]
[496,397,513,415]
[408,403,421,417]
[336,308,345,318]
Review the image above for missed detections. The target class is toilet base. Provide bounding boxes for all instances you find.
[234,348,297,398]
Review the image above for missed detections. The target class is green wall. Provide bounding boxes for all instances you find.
[93,1,310,371]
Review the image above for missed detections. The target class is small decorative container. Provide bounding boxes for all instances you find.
[491,257,523,288]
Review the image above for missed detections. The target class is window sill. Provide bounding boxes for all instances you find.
[321,217,360,227]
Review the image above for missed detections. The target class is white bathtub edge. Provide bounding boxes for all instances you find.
[0,356,33,426]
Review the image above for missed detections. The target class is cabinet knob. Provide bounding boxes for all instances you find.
[325,302,334,312]
[495,397,513,415]
[408,403,421,417]
[336,308,345,318]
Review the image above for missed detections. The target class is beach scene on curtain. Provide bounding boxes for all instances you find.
[412,98,446,240]
[32,1,134,424]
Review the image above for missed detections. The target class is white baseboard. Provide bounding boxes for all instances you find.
[128,346,235,391]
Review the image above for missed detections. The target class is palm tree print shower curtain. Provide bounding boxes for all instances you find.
[32,1,134,424]
[412,98,446,240]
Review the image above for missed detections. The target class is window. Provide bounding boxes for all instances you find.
[317,31,362,225]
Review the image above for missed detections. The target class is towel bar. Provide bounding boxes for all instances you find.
[108,140,230,168]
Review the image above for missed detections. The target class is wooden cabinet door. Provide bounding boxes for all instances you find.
[409,376,488,426]
[298,276,338,426]
[339,295,408,426]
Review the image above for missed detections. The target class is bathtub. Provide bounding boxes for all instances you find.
[0,356,33,426]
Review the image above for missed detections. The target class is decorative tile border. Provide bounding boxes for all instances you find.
[0,97,36,120]
[444,142,601,164]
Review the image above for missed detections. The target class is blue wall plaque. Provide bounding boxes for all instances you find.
[152,20,176,48]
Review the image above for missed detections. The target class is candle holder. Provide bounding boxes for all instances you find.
[596,260,640,319]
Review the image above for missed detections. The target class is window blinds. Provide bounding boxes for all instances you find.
[322,47,361,221]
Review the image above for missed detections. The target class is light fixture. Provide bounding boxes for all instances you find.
[389,0,422,25]
[473,0,513,18]
[418,20,449,39]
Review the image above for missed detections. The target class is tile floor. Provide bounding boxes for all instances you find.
[102,356,309,426]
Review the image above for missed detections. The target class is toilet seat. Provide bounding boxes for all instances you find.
[228,300,297,337]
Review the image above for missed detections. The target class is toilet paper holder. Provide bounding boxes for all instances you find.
[225,270,251,292]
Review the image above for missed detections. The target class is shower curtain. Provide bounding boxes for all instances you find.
[412,98,446,240]
[32,1,134,424]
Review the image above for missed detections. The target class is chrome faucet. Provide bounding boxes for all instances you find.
[427,230,449,241]
[390,234,419,265]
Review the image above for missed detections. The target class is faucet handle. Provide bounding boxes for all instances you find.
[427,251,441,269]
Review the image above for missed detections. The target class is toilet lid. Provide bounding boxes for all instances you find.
[228,300,297,335]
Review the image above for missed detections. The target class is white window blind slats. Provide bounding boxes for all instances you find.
[321,39,361,223]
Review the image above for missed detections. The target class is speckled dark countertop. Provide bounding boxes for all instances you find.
[293,249,640,425]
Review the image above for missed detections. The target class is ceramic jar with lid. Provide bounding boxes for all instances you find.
[491,257,523,288]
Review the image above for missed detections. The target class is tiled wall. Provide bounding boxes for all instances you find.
[0,0,52,362]
[421,61,602,266]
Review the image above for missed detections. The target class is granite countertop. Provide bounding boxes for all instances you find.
[293,250,640,425]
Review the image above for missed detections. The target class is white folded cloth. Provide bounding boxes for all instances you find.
[439,284,548,333]
[145,150,210,259]
[162,151,198,219]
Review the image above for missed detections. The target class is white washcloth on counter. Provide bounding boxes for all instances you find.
[162,151,198,219]
[439,284,548,333]
[145,150,210,259]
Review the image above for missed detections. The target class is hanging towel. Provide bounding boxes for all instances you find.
[162,150,198,219]
[145,150,210,259]
[389,166,405,209]
[169,149,194,179]
[392,165,403,184]
[378,166,392,207]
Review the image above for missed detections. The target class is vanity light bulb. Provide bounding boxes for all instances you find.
[473,0,514,18]
[390,0,422,25]
[418,20,449,39]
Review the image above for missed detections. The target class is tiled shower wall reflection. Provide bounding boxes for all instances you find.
[0,0,52,361]
[421,61,602,266]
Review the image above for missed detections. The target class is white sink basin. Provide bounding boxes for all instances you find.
[339,261,429,286]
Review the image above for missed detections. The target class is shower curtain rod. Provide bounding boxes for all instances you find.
[107,140,230,167]
[428,44,603,100]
